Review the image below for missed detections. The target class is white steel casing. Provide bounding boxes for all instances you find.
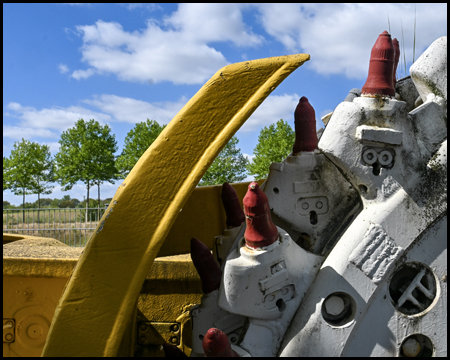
[279,37,447,357]
[264,151,361,255]
[218,228,321,321]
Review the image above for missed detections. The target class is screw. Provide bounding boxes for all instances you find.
[139,335,147,344]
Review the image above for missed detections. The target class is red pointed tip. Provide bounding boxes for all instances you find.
[293,96,318,154]
[392,38,400,86]
[190,238,222,294]
[221,182,245,228]
[362,31,396,97]
[162,343,188,357]
[243,182,278,248]
[202,328,239,357]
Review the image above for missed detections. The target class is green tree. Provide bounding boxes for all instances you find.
[198,136,249,186]
[3,157,11,191]
[4,139,55,221]
[27,142,56,209]
[116,119,167,178]
[247,119,295,180]
[54,119,118,222]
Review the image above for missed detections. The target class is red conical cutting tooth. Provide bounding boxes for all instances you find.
[392,38,400,87]
[162,343,188,357]
[202,328,239,357]
[292,96,318,154]
[243,182,278,248]
[362,31,396,97]
[190,238,222,294]
[221,182,245,229]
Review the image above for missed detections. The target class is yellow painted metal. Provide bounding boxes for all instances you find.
[42,54,310,357]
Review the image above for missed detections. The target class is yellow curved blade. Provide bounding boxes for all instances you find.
[42,54,310,357]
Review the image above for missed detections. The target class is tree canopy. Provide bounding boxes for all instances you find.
[54,119,118,212]
[198,136,249,186]
[246,119,295,180]
[116,119,166,178]
[4,139,55,209]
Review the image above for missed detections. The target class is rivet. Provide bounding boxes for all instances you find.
[170,336,178,344]
[302,202,309,210]
[171,324,179,332]
[316,201,323,209]
[140,323,148,331]
[5,333,13,342]
[139,335,147,344]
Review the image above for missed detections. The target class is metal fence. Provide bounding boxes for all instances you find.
[3,208,107,246]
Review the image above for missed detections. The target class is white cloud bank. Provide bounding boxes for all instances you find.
[68,3,446,83]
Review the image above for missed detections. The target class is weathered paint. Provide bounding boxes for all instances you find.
[362,31,396,97]
[3,237,203,357]
[243,182,278,248]
[41,54,310,357]
[190,238,221,294]
[221,182,245,229]
[292,96,318,153]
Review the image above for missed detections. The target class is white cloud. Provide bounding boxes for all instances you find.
[83,94,186,124]
[254,3,447,79]
[3,126,59,140]
[70,4,264,84]
[122,3,162,12]
[4,102,112,138]
[240,94,299,132]
[71,68,96,79]
[165,3,264,47]
[58,63,69,74]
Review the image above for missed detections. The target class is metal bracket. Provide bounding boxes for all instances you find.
[3,318,15,343]
[138,322,180,346]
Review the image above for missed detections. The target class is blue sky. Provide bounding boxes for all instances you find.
[3,3,447,205]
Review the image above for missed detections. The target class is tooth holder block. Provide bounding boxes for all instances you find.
[41,54,310,357]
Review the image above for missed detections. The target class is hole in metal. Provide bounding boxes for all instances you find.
[399,334,434,357]
[276,299,286,312]
[310,211,318,225]
[273,187,279,194]
[372,162,381,176]
[389,262,437,315]
[321,292,356,326]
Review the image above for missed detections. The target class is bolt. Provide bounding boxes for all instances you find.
[324,295,345,316]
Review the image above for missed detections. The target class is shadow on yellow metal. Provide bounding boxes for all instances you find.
[42,54,309,356]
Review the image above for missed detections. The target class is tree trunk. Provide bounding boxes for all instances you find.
[86,182,90,224]
[97,182,100,222]
[38,192,41,224]
[22,189,25,224]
